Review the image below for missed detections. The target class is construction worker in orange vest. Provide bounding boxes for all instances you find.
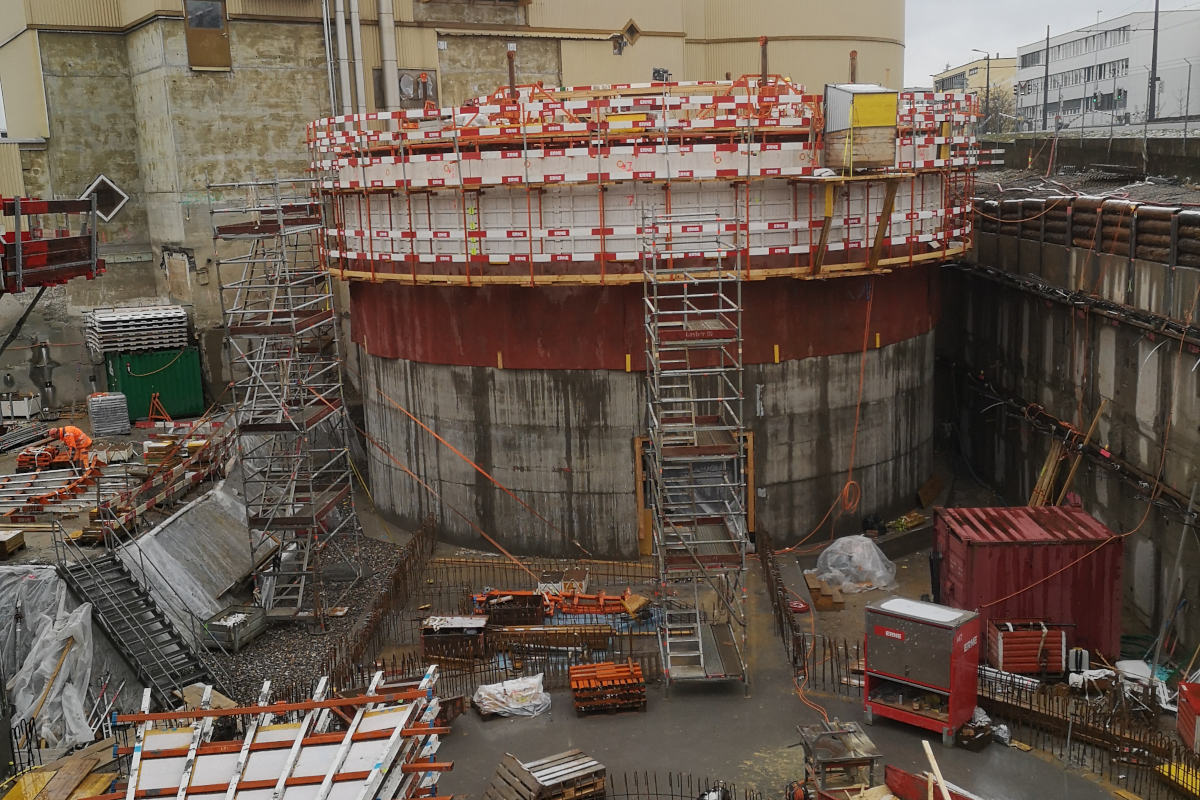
[50,426,93,462]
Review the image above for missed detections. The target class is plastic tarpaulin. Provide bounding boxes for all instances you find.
[471,674,551,717]
[807,535,898,593]
[6,602,94,748]
[0,566,63,681]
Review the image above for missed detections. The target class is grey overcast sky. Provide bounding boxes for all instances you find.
[904,0,1200,86]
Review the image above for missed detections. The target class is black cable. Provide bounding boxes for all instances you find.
[0,285,47,358]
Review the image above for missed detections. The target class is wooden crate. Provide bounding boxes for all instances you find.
[569,660,645,714]
[0,529,26,558]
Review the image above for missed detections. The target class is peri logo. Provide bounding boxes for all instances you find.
[963,635,978,652]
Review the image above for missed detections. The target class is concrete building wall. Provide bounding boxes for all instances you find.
[437,35,560,108]
[0,19,332,404]
[361,329,933,559]
[932,57,1016,105]
[944,232,1200,648]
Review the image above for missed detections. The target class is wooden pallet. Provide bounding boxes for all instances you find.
[569,659,646,713]
[483,750,606,800]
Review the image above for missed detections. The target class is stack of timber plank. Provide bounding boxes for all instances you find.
[804,573,844,611]
[569,659,646,713]
[483,751,605,800]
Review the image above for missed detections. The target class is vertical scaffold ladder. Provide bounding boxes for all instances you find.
[642,210,748,693]
[210,178,363,627]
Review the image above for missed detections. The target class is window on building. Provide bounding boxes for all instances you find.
[183,0,231,70]
[969,67,979,76]
[1020,52,1042,69]
[373,68,439,110]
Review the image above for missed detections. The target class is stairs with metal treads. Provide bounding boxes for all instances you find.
[61,553,212,707]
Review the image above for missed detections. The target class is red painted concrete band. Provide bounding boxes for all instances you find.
[351,267,940,370]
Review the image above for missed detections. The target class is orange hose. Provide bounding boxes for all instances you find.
[775,277,873,554]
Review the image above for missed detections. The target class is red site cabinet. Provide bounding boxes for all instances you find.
[863,597,981,745]
[1180,683,1200,753]
[935,506,1122,659]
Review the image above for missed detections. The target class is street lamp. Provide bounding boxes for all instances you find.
[971,48,992,133]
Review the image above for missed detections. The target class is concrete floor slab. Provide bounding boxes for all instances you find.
[438,563,1115,800]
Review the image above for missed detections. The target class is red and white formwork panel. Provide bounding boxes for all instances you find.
[308,81,978,283]
[87,668,449,800]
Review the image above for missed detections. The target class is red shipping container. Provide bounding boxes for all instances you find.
[935,506,1122,659]
[1180,683,1200,753]
[988,620,1066,674]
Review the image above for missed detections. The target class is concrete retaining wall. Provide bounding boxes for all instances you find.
[362,330,933,559]
[944,229,1200,643]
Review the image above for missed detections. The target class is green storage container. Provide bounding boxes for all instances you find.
[104,347,205,422]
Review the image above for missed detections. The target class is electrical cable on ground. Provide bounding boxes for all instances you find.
[791,586,830,723]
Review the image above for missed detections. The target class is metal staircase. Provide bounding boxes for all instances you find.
[642,211,748,693]
[54,524,227,708]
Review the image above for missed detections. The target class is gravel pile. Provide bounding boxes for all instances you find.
[212,535,408,702]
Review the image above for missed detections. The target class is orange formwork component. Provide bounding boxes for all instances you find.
[568,659,646,714]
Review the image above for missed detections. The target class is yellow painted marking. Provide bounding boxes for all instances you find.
[497,351,504,369]
[875,332,880,349]
[773,344,780,364]
[625,353,631,372]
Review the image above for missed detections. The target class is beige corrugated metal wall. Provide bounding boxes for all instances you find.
[525,0,684,32]
[0,31,49,139]
[0,142,25,198]
[24,0,123,29]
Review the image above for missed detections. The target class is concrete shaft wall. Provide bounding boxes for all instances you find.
[361,331,933,559]
[944,231,1200,645]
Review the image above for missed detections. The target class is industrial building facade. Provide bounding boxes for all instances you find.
[1014,10,1200,131]
[0,0,905,407]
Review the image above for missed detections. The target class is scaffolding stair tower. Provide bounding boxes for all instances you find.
[642,211,748,693]
[211,178,363,625]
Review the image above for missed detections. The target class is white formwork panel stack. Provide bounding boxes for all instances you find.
[85,305,190,357]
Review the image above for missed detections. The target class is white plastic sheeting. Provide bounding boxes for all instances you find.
[2,568,94,753]
[471,674,551,717]
[807,535,898,593]
[0,565,146,739]
[0,566,63,680]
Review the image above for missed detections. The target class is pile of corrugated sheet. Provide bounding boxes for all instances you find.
[85,306,189,356]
